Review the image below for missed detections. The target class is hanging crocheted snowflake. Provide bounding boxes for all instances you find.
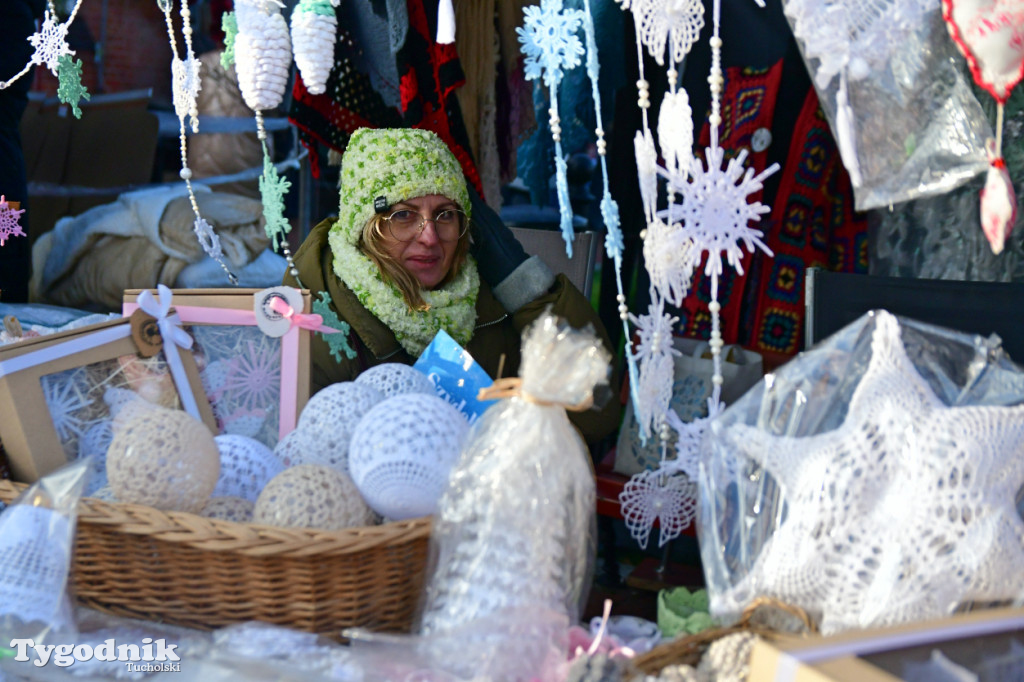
[716,311,1024,634]
[172,54,202,133]
[28,11,73,75]
[0,196,26,247]
[643,217,695,306]
[259,147,292,250]
[193,217,223,260]
[664,147,778,281]
[56,54,89,119]
[631,300,679,366]
[517,0,586,87]
[313,291,357,362]
[663,398,721,480]
[621,0,705,66]
[620,468,698,549]
[784,0,933,89]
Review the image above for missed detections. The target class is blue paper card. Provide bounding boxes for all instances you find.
[413,330,496,426]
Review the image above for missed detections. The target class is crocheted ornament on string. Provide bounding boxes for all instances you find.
[0,196,27,247]
[28,10,74,74]
[617,0,705,67]
[56,54,89,119]
[290,0,340,96]
[171,54,202,134]
[620,469,697,550]
[628,301,681,440]
[517,0,586,256]
[312,291,357,362]
[234,0,292,112]
[715,311,1024,634]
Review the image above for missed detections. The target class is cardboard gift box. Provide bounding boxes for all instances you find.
[749,607,1024,682]
[0,313,215,482]
[124,286,315,448]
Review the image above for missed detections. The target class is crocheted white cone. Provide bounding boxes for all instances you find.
[212,434,285,502]
[235,0,292,111]
[290,0,337,95]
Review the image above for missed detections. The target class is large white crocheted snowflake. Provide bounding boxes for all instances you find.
[715,311,1024,634]
[517,0,586,87]
[172,54,202,133]
[663,146,777,281]
[28,11,73,75]
[784,0,934,89]
[0,196,26,246]
[628,300,681,438]
[41,370,93,446]
[617,0,705,66]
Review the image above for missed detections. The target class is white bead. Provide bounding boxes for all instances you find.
[709,36,722,48]
[709,113,721,126]
[616,294,625,303]
[620,312,628,321]
[708,301,721,312]
[639,229,648,239]
[618,303,628,314]
[712,375,724,385]
[636,79,648,89]
[290,268,299,277]
[179,168,192,180]
[552,133,560,142]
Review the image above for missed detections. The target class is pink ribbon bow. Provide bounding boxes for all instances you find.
[269,296,338,334]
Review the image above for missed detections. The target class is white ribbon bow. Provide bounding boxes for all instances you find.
[135,284,201,422]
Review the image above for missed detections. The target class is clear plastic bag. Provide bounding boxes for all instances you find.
[0,458,89,646]
[699,310,1024,635]
[783,2,992,210]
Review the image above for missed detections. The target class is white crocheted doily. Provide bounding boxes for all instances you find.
[715,311,1024,634]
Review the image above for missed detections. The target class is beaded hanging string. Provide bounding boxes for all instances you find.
[618,0,781,549]
[0,0,90,117]
[516,0,586,258]
[158,0,239,285]
[231,0,301,286]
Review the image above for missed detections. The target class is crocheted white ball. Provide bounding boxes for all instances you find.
[253,464,374,530]
[354,363,435,399]
[201,496,255,523]
[213,434,286,502]
[298,382,385,473]
[106,408,220,514]
[273,428,314,468]
[348,393,469,520]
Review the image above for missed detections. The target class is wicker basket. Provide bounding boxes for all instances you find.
[0,480,431,638]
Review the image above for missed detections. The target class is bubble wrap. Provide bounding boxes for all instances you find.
[416,313,609,679]
[701,310,1024,634]
[348,393,469,520]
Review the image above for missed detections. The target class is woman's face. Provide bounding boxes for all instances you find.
[380,194,460,289]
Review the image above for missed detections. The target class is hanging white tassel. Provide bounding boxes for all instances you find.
[437,0,456,44]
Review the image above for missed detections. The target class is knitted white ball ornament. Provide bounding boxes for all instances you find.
[253,464,374,530]
[298,381,385,473]
[106,407,220,513]
[354,363,435,400]
[348,393,469,520]
[212,434,286,502]
[272,428,314,468]
[201,496,256,523]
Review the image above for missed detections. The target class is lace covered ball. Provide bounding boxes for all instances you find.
[107,408,220,513]
[253,464,374,530]
[212,434,285,502]
[272,428,313,468]
[348,393,469,520]
[298,382,385,473]
[201,496,255,523]
[354,363,435,399]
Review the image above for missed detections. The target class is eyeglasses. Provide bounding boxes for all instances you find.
[384,207,468,242]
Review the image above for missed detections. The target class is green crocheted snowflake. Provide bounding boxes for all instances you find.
[57,54,89,119]
[259,144,292,251]
[313,291,357,362]
[221,11,237,70]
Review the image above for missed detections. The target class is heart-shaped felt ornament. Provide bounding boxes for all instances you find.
[942,0,1023,254]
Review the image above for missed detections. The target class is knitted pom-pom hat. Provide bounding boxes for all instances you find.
[333,128,470,246]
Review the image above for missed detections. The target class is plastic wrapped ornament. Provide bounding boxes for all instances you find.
[212,434,285,502]
[354,362,435,399]
[253,464,374,530]
[234,0,292,111]
[201,496,255,523]
[298,382,385,473]
[106,406,220,514]
[272,428,314,468]
[290,0,338,95]
[348,393,468,520]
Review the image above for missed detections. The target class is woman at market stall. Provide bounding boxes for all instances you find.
[285,126,620,448]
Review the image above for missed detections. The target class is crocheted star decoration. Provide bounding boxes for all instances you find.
[259,146,292,250]
[57,54,90,119]
[517,0,586,88]
[28,10,73,75]
[714,311,1024,634]
[312,291,357,362]
[0,196,27,246]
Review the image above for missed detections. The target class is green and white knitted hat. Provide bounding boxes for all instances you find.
[333,128,470,246]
